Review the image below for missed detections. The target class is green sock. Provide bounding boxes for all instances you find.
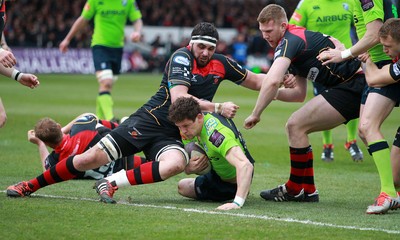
[369,140,397,197]
[345,118,358,142]
[322,130,332,145]
[97,92,114,120]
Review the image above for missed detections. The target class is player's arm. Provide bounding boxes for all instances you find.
[0,64,39,88]
[0,97,6,128]
[365,57,398,87]
[244,57,291,129]
[129,18,143,42]
[275,75,307,102]
[59,16,89,53]
[27,130,50,171]
[216,146,253,210]
[61,112,97,134]
[170,85,239,119]
[320,19,382,64]
[239,71,266,90]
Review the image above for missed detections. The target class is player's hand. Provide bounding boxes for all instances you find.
[0,49,17,68]
[317,48,343,65]
[282,74,296,88]
[221,102,239,119]
[59,39,70,53]
[19,73,40,89]
[27,130,42,145]
[244,114,260,129]
[216,202,241,210]
[130,31,142,42]
[357,52,370,63]
[185,155,209,174]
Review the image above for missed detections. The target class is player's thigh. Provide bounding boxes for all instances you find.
[288,95,346,133]
[360,92,396,128]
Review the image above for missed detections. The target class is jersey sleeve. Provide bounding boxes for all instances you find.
[129,0,142,22]
[81,0,96,20]
[167,50,193,88]
[389,60,400,81]
[361,0,384,24]
[222,56,247,85]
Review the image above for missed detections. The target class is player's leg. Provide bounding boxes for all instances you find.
[359,92,399,214]
[313,82,335,162]
[6,143,111,197]
[391,128,400,200]
[178,178,197,198]
[344,118,363,162]
[93,46,122,121]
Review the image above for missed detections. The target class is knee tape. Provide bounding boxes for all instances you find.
[96,134,122,162]
[97,69,113,82]
[155,144,189,165]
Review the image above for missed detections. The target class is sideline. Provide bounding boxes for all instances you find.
[3,191,400,235]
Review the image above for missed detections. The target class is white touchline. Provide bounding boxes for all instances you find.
[4,191,400,235]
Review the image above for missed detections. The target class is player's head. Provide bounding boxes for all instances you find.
[189,22,219,67]
[34,117,63,148]
[379,18,400,59]
[169,97,203,139]
[257,4,288,48]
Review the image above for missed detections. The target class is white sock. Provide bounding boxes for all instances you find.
[105,169,131,187]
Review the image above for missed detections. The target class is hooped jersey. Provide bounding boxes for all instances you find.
[142,46,248,129]
[45,115,123,179]
[195,112,254,180]
[353,0,399,62]
[274,24,362,87]
[0,0,5,36]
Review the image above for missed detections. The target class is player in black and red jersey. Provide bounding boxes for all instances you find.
[7,22,273,205]
[24,113,146,180]
[244,4,366,203]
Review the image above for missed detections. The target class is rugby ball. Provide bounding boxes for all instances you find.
[184,142,211,175]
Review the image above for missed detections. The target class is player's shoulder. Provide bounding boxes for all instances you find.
[169,47,194,66]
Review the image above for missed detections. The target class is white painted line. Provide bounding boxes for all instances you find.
[4,191,399,235]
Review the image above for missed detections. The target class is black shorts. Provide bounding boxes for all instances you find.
[312,81,327,96]
[194,169,238,202]
[108,108,183,161]
[320,74,365,122]
[393,127,400,148]
[92,45,123,74]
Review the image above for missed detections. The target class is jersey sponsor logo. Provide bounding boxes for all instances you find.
[342,3,349,11]
[360,0,374,11]
[173,56,190,66]
[316,14,351,23]
[393,61,400,78]
[307,67,319,82]
[205,118,218,136]
[209,130,225,148]
[100,10,127,16]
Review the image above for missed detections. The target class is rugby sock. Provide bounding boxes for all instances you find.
[96,96,104,120]
[369,140,397,197]
[125,161,163,186]
[303,150,316,194]
[345,118,358,142]
[286,146,311,195]
[97,92,114,121]
[29,156,84,192]
[133,155,147,168]
[98,119,119,129]
[321,130,332,145]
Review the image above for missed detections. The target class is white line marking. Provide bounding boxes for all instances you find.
[4,191,399,235]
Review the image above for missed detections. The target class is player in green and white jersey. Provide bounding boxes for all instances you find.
[59,0,143,121]
[169,96,255,210]
[289,0,363,163]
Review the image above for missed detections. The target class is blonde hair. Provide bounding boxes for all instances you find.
[257,4,287,24]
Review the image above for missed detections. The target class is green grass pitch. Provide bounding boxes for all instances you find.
[0,73,399,239]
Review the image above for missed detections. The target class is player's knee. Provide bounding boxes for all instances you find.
[96,134,123,162]
[178,178,195,198]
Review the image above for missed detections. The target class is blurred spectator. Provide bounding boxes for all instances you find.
[229,33,248,67]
